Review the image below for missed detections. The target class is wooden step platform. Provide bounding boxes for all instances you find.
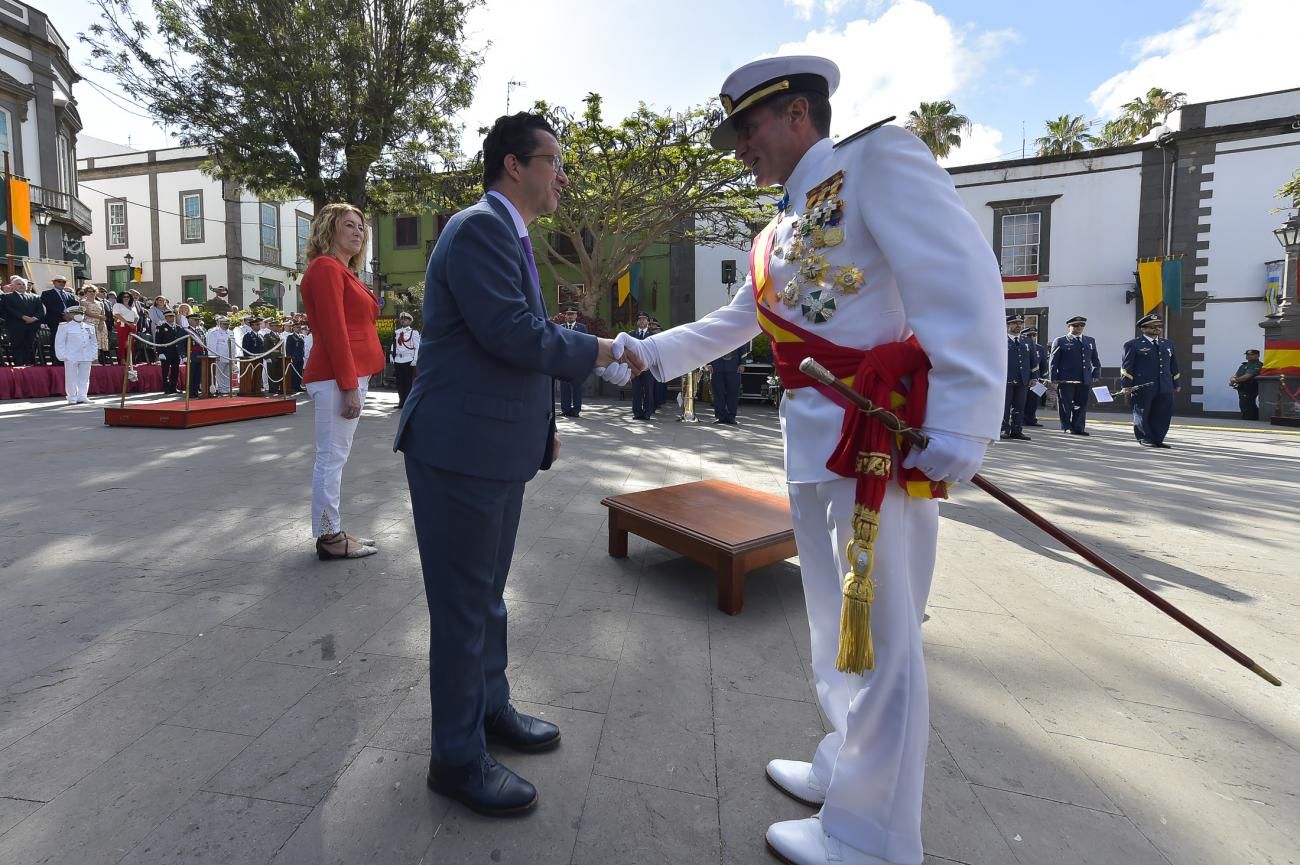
[602,479,797,615]
[104,397,297,429]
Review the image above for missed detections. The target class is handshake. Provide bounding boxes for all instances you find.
[593,332,659,386]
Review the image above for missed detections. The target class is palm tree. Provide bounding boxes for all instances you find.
[1035,115,1095,156]
[1119,87,1188,137]
[904,100,972,160]
[1093,117,1136,148]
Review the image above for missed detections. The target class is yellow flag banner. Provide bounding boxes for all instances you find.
[616,271,630,306]
[7,178,30,242]
[1137,259,1163,314]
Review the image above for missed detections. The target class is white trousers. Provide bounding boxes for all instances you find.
[64,361,92,403]
[213,360,232,394]
[307,379,368,537]
[787,478,937,865]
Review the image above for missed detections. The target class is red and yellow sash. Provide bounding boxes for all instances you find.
[750,217,944,673]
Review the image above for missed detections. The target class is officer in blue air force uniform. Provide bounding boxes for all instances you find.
[1121,312,1180,448]
[1020,327,1048,426]
[1049,315,1102,435]
[1002,314,1037,440]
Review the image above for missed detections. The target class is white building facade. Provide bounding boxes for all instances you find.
[693,88,1300,415]
[0,1,92,277]
[77,145,313,311]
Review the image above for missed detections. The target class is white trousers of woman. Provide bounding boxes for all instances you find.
[307,379,368,537]
[64,361,92,403]
[787,477,937,865]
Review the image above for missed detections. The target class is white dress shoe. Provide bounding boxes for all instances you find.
[766,759,826,806]
[766,816,894,865]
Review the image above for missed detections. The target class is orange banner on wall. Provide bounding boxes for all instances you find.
[7,178,29,241]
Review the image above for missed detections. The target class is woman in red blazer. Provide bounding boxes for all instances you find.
[301,203,385,560]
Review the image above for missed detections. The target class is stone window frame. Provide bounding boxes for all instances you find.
[295,210,311,267]
[106,198,129,249]
[259,202,281,264]
[179,190,204,244]
[987,195,1061,283]
[394,214,420,249]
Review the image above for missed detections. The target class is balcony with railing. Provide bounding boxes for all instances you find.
[29,184,93,235]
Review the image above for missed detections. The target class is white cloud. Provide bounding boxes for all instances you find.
[773,0,1013,139]
[940,123,1006,168]
[1090,0,1300,119]
[784,0,856,21]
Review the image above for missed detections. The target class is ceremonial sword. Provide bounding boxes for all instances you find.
[799,357,1282,687]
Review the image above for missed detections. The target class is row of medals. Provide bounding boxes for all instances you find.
[772,171,865,324]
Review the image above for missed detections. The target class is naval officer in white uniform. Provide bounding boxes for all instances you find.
[615,56,1005,865]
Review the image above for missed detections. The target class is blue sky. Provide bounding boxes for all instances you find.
[52,0,1300,165]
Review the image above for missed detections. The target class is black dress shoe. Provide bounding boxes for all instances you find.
[1152,442,1172,449]
[1008,432,1032,441]
[1138,439,1153,446]
[427,754,537,816]
[1068,430,1091,436]
[486,704,561,752]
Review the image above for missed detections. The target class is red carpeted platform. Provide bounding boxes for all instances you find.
[103,397,296,429]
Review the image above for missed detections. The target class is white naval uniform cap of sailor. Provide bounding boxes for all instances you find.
[709,55,840,151]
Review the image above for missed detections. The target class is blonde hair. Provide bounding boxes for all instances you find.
[177,303,192,316]
[305,203,369,272]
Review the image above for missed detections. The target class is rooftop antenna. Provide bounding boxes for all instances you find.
[507,80,526,114]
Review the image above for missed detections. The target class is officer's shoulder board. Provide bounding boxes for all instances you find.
[834,116,896,150]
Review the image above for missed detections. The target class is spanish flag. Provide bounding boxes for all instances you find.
[1002,274,1038,300]
[1262,340,1300,376]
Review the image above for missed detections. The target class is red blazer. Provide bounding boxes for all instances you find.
[301,255,384,390]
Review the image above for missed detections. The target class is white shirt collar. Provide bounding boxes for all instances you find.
[487,191,528,239]
[783,138,835,208]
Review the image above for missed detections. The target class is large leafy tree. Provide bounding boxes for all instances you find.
[529,94,764,325]
[903,100,971,160]
[1035,114,1095,156]
[82,0,479,211]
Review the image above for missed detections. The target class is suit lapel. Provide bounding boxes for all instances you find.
[483,195,541,314]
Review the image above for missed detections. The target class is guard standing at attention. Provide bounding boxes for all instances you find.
[1121,312,1180,448]
[1230,349,1262,420]
[1048,315,1101,435]
[1020,327,1048,427]
[1002,314,1036,440]
[557,306,588,417]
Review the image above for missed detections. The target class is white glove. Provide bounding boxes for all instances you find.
[612,331,660,379]
[901,430,988,484]
[595,362,633,387]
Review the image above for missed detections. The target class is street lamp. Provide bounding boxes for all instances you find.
[31,205,51,259]
[123,252,134,269]
[1271,213,1300,317]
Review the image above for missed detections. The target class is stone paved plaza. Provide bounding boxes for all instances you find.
[0,389,1298,865]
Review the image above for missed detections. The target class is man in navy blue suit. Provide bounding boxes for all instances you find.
[557,305,588,416]
[629,312,655,419]
[1121,312,1180,448]
[40,276,77,366]
[394,112,635,817]
[1049,315,1102,435]
[1001,314,1037,441]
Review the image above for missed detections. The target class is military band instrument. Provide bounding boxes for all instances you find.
[799,356,1282,687]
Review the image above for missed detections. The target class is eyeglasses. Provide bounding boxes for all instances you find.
[518,153,565,173]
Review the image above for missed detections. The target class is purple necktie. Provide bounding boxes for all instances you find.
[519,235,540,303]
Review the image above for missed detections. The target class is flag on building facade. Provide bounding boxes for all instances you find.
[1137,258,1163,314]
[616,261,642,306]
[1161,257,1183,315]
[1001,274,1038,300]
